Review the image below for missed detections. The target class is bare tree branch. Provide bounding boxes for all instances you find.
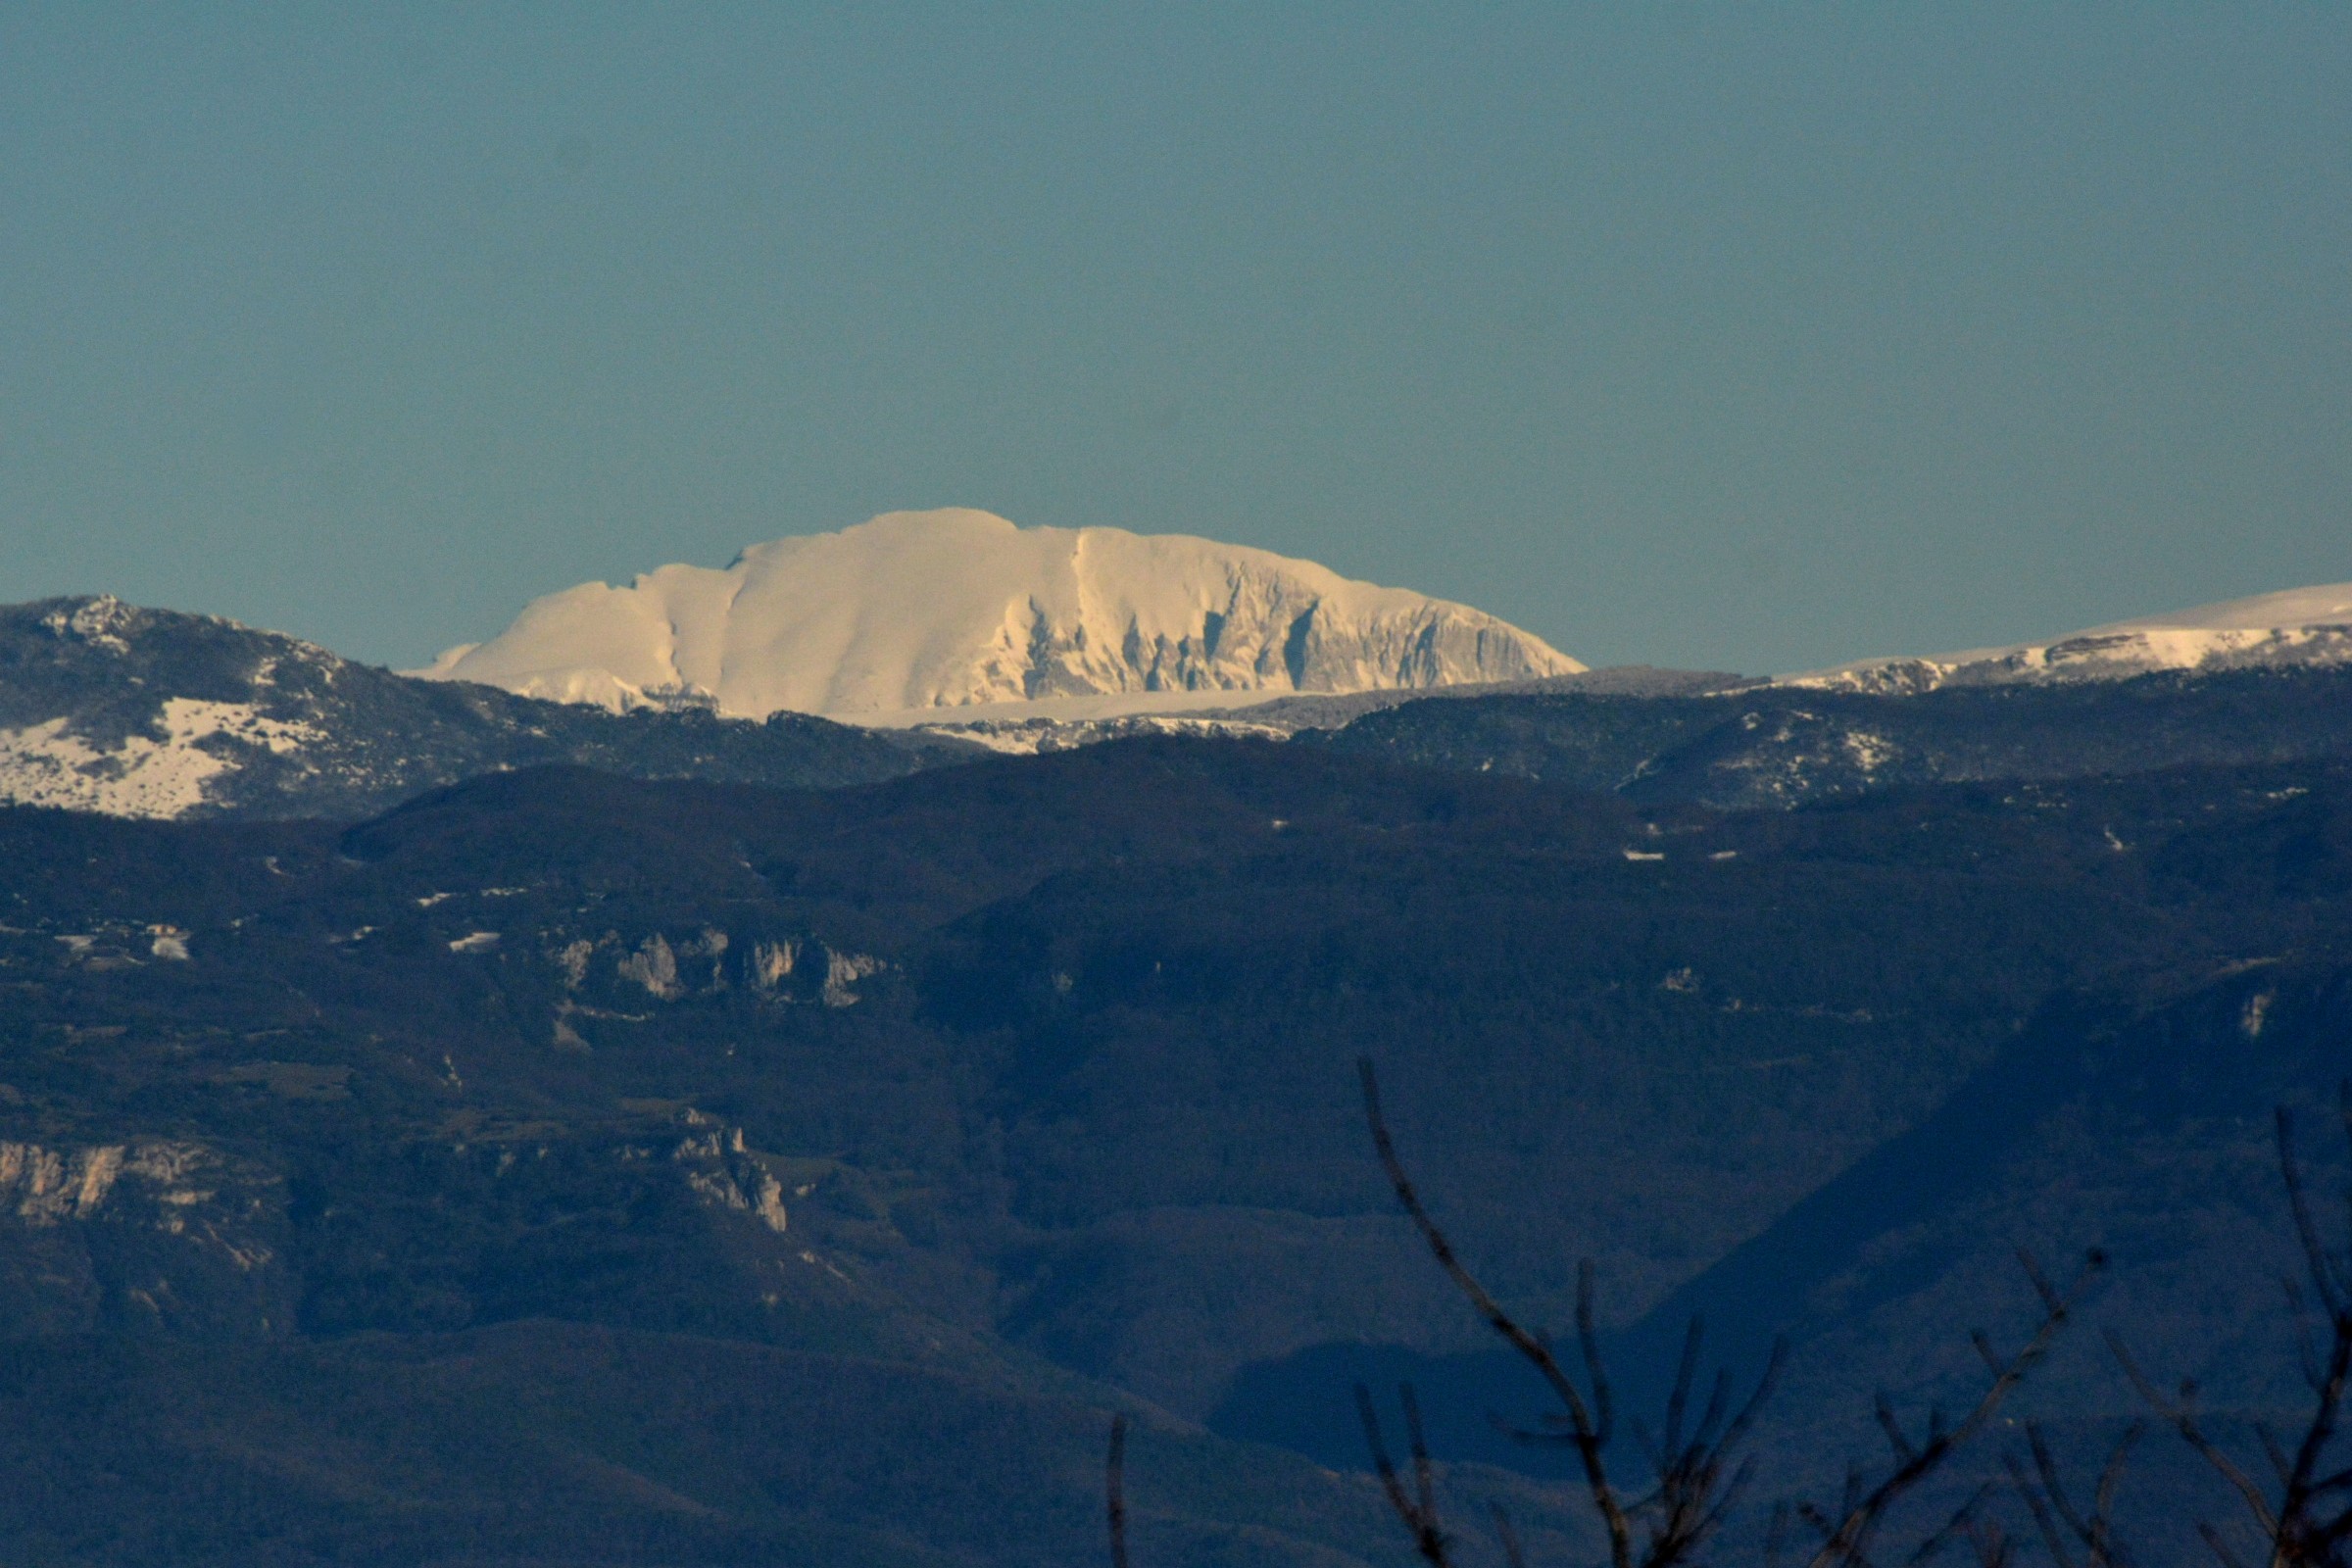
[1362,1057,1636,1568]
[1492,1502,1531,1568]
[2109,1335,2279,1540]
[1359,1056,1782,1568]
[2007,1420,2141,1568]
[1795,1248,2104,1568]
[2275,1102,2352,1568]
[2116,1082,2352,1568]
[2283,1109,2347,1320]
[1107,1413,1130,1568]
[1907,1483,2010,1568]
[1359,1382,1457,1566]
[2200,1518,2254,1568]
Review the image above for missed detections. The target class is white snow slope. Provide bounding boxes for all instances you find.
[1788,582,2352,695]
[412,510,1583,720]
[0,699,321,818]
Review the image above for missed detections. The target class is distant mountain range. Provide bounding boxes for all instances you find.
[1791,581,2352,693]
[407,510,2352,717]
[6,526,2352,1564]
[3,515,2349,819]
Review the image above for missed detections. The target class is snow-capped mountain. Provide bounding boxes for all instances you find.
[411,509,1583,720]
[0,597,952,820]
[1788,582,2352,694]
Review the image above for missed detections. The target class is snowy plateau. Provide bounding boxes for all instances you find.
[410,509,1584,721]
[1786,582,2352,693]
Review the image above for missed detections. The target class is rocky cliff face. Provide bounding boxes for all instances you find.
[412,509,1582,718]
[0,1136,293,1338]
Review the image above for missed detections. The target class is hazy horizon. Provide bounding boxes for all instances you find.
[4,6,2346,675]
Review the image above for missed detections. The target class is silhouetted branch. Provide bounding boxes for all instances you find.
[2109,1332,2279,1544]
[1360,1056,1782,1568]
[1793,1248,2104,1568]
[2006,1420,2141,1568]
[1907,1483,2010,1568]
[2275,1098,2352,1568]
[1360,1382,1457,1566]
[1363,1058,1635,1567]
[2200,1518,2254,1568]
[1107,1413,1130,1568]
[2113,1082,2352,1568]
[1492,1502,1531,1568]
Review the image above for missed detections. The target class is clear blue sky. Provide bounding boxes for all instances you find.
[3,4,2345,675]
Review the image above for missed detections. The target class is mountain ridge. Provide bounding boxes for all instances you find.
[0,595,964,820]
[411,508,1584,718]
[1788,580,2352,693]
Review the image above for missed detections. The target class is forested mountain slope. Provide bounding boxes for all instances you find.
[0,596,965,820]
[1312,664,2352,808]
[0,738,2345,1563]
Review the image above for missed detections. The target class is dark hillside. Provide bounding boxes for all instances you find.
[0,738,2347,1561]
[0,596,968,819]
[1311,665,2352,808]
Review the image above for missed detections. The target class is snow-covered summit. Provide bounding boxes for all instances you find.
[411,510,1583,720]
[1788,581,2352,695]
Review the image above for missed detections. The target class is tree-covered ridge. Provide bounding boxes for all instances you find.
[0,737,2345,1563]
[1313,666,2352,808]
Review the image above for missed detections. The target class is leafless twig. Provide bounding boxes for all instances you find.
[1107,1412,1130,1568]
[1907,1483,2014,1568]
[1361,1057,1782,1568]
[2005,1420,2142,1568]
[2112,1083,2352,1568]
[1359,1381,1457,1565]
[1789,1248,2105,1568]
[1492,1500,1532,1568]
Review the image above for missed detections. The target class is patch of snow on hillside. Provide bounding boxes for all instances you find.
[1841,731,1898,771]
[907,710,1295,755]
[0,700,323,818]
